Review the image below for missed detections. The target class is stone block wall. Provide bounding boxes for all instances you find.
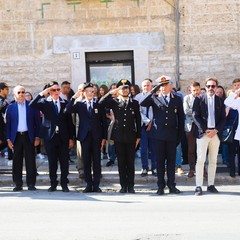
[0,0,239,95]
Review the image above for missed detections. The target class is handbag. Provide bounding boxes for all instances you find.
[221,116,237,143]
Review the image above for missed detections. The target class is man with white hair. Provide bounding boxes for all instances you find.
[141,76,184,195]
[6,85,41,191]
[135,78,157,177]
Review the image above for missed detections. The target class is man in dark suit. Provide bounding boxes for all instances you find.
[141,76,185,195]
[0,82,9,152]
[29,81,74,192]
[6,85,41,191]
[99,79,141,193]
[66,82,107,193]
[192,77,226,196]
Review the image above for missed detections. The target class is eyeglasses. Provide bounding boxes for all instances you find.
[51,88,60,92]
[17,91,25,94]
[206,85,216,89]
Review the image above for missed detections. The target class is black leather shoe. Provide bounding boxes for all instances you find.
[141,169,148,177]
[48,186,57,192]
[207,185,219,193]
[83,187,92,193]
[93,187,102,193]
[195,186,203,196]
[62,186,70,192]
[106,161,114,167]
[156,188,164,195]
[151,169,157,177]
[119,187,127,193]
[13,186,23,192]
[169,186,181,194]
[128,187,135,194]
[28,186,37,191]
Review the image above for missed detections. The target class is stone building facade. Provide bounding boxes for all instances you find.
[0,0,239,95]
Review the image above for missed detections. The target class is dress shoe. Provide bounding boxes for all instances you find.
[141,169,148,177]
[207,185,219,193]
[195,186,203,196]
[188,170,195,178]
[230,172,236,178]
[151,169,157,177]
[93,187,102,193]
[176,166,185,175]
[82,187,92,193]
[119,187,127,193]
[106,160,114,167]
[62,186,70,192]
[169,186,181,194]
[156,188,164,195]
[128,187,135,194]
[48,186,57,192]
[28,186,37,191]
[13,186,23,192]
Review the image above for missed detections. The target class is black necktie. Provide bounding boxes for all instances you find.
[54,101,59,115]
[123,100,127,108]
[164,95,168,105]
[88,102,92,114]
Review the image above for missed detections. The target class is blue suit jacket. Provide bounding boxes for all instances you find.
[192,93,226,139]
[66,98,107,142]
[6,100,41,144]
[29,95,74,142]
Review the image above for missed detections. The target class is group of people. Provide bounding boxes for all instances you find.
[0,76,239,196]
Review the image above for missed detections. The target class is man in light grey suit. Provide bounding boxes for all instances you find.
[183,81,201,178]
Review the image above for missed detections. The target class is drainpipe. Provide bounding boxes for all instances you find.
[163,0,181,90]
[175,0,180,90]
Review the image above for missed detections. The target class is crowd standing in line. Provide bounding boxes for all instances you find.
[0,76,239,195]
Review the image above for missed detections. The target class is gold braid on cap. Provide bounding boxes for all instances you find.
[121,79,127,85]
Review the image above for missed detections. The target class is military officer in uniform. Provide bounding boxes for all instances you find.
[141,76,185,195]
[99,79,141,193]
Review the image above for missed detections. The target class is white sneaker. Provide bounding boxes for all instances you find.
[37,153,45,159]
[8,160,13,167]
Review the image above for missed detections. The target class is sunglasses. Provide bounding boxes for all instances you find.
[206,85,216,89]
[17,91,25,94]
[51,88,60,92]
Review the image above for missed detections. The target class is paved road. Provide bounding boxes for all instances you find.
[0,184,240,240]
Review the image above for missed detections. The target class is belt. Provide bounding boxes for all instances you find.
[17,131,28,135]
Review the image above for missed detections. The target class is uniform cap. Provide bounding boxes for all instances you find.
[83,82,94,90]
[116,79,131,88]
[46,81,59,88]
[155,75,171,86]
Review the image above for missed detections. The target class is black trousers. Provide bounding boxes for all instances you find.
[45,134,69,187]
[81,132,101,189]
[155,139,177,189]
[115,141,135,188]
[13,133,36,187]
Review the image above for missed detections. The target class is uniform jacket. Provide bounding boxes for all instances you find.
[6,100,41,144]
[183,93,196,132]
[140,92,184,143]
[29,95,74,142]
[99,95,141,143]
[66,98,107,142]
[192,93,226,139]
